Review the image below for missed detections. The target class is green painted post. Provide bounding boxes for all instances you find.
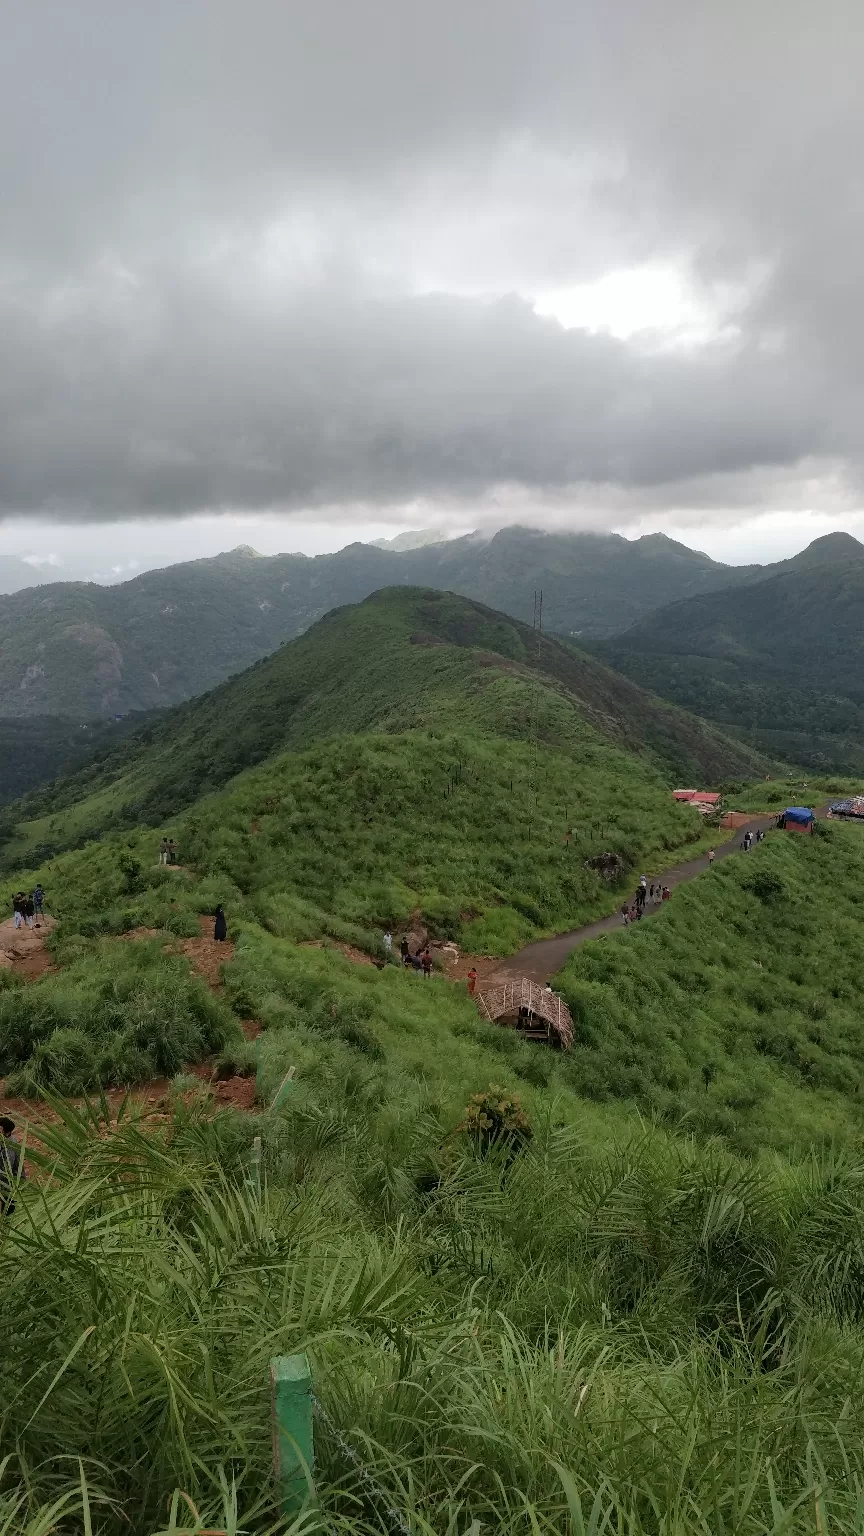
[271,1065,296,1112]
[270,1353,315,1516]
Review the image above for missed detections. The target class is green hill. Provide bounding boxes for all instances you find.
[597,555,864,771]
[0,586,770,867]
[0,526,762,724]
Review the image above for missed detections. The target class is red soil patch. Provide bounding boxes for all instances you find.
[721,811,756,829]
[177,916,235,988]
[0,914,57,980]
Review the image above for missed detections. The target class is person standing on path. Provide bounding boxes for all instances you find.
[621,904,630,925]
[382,930,392,956]
[159,837,169,865]
[12,893,23,930]
[708,849,715,866]
[168,839,178,865]
[466,967,478,996]
[421,949,433,978]
[213,906,227,941]
[23,894,35,930]
[400,936,409,965]
[32,884,45,924]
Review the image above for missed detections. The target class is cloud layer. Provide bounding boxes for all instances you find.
[1,0,861,521]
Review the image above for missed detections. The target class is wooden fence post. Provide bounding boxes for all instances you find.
[270,1353,315,1517]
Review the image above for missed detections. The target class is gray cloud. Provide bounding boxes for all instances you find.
[0,0,861,521]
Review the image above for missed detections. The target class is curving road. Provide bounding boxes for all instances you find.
[492,813,782,983]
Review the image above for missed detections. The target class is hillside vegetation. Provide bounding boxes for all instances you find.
[599,544,864,772]
[555,819,864,1153]
[7,819,864,1529]
[0,710,160,807]
[0,586,769,866]
[6,582,863,1532]
[0,525,773,722]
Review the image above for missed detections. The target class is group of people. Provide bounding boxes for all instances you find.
[622,875,670,924]
[158,837,180,865]
[740,829,765,851]
[391,932,434,976]
[11,885,45,930]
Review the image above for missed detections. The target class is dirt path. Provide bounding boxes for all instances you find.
[0,915,259,1132]
[0,914,57,980]
[445,812,786,987]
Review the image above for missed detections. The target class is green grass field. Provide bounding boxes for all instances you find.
[3,588,858,1532]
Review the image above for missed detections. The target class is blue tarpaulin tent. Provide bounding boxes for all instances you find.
[785,807,815,826]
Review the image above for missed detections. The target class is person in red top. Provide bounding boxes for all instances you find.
[466,967,478,996]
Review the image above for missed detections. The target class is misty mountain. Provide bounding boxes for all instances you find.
[0,525,762,722]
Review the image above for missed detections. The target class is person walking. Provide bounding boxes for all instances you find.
[23,894,35,930]
[213,906,227,941]
[421,949,433,978]
[621,903,630,925]
[636,884,646,910]
[32,884,45,924]
[168,839,178,865]
[12,893,23,930]
[466,966,478,997]
[708,848,715,866]
[661,886,671,901]
[400,936,410,965]
[159,837,169,865]
[382,930,392,956]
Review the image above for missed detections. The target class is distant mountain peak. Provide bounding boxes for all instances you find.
[369,528,450,552]
[787,531,864,566]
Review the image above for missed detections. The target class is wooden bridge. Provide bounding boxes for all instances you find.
[475,977,574,1049]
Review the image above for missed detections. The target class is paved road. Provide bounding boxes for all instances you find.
[492,813,782,983]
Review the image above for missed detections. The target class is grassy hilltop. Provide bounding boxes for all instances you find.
[0,585,769,865]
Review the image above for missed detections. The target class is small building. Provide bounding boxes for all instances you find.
[784,806,815,834]
[475,978,573,1049]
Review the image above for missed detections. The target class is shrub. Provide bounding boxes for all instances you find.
[459,1084,533,1154]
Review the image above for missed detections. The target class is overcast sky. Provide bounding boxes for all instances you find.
[2,0,864,575]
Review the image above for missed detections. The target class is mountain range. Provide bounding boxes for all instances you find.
[0,522,861,801]
[0,525,762,723]
[0,585,769,868]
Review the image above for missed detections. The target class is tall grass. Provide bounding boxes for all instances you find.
[0,939,239,1094]
[7,1101,864,1532]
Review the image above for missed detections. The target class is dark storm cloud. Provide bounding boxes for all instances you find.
[0,0,861,519]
